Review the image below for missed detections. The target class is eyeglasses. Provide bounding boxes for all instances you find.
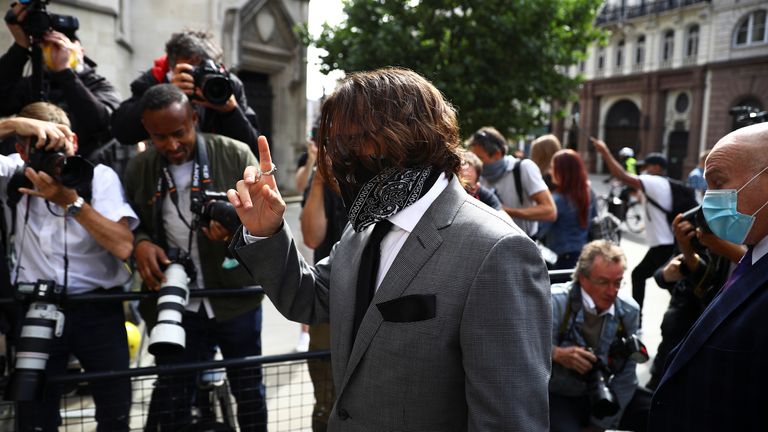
[472,130,505,153]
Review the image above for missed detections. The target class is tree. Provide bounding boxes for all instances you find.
[308,0,603,138]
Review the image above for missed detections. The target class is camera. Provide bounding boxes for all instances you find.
[586,355,620,419]
[14,0,79,40]
[585,336,649,419]
[147,249,196,357]
[6,144,95,205]
[27,144,94,190]
[192,59,233,106]
[680,205,711,251]
[5,280,65,401]
[191,191,241,233]
[609,334,650,363]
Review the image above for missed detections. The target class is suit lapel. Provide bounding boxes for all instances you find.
[660,253,768,385]
[336,178,466,396]
[331,226,370,379]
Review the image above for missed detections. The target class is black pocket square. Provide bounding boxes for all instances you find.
[376,294,436,322]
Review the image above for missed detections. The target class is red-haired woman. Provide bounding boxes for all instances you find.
[538,149,595,269]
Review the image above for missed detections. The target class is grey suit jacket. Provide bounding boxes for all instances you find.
[233,178,552,431]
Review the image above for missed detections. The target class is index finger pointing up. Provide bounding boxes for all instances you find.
[258,135,273,172]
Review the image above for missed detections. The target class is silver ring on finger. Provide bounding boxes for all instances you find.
[262,162,278,176]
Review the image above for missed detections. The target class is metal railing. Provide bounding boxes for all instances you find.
[596,0,709,26]
[0,271,573,430]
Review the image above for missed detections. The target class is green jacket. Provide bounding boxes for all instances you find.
[124,133,262,322]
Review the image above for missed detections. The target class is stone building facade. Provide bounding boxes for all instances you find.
[553,0,768,179]
[0,0,309,190]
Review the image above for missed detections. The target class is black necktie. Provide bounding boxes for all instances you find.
[352,219,393,344]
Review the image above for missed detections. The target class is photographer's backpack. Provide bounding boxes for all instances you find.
[644,177,698,224]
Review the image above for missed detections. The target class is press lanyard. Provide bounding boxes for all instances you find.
[153,135,212,253]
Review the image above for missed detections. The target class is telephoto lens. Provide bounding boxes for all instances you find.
[193,59,233,105]
[5,280,65,401]
[147,262,190,357]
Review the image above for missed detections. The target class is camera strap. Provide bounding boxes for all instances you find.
[558,283,627,346]
[154,134,212,254]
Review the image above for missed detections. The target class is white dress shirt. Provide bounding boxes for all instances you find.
[752,234,768,265]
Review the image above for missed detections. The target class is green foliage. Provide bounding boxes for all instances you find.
[308,0,603,138]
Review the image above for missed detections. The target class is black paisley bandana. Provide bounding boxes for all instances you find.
[348,165,439,232]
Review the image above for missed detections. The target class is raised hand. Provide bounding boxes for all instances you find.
[227,135,286,237]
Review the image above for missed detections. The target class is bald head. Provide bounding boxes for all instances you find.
[708,123,768,175]
[705,122,768,245]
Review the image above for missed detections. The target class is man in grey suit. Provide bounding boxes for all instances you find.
[228,68,551,431]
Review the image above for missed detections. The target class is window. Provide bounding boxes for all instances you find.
[635,35,645,66]
[662,30,674,64]
[686,24,699,59]
[615,39,625,70]
[734,10,768,47]
[596,46,605,72]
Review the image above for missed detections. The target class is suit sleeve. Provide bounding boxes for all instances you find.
[460,233,551,431]
[232,223,331,325]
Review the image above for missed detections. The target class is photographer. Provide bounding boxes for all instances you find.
[124,84,265,431]
[0,2,121,159]
[0,103,137,431]
[646,211,746,390]
[550,240,650,432]
[112,30,259,151]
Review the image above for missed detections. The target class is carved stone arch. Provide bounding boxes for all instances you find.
[239,0,300,73]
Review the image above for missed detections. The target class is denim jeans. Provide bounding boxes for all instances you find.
[16,295,131,432]
[145,304,266,432]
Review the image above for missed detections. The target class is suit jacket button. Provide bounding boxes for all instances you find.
[338,408,350,420]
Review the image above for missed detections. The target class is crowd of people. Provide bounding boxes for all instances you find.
[0,2,766,432]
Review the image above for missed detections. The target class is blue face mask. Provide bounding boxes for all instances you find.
[702,165,768,244]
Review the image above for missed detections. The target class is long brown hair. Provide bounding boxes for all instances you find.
[552,149,590,228]
[316,68,461,187]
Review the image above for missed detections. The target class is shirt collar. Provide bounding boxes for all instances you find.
[388,173,449,233]
[752,235,768,265]
[581,287,615,317]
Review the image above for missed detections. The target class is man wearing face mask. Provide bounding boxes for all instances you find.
[0,3,121,159]
[228,68,552,431]
[648,122,768,432]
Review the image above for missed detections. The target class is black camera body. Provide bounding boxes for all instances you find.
[27,145,94,190]
[585,335,649,419]
[17,0,79,40]
[191,191,241,233]
[586,355,619,419]
[192,59,233,106]
[680,205,711,251]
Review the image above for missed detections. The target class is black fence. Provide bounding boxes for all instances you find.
[2,350,332,432]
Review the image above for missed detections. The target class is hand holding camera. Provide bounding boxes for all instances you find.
[170,60,236,112]
[552,345,597,375]
[134,240,172,291]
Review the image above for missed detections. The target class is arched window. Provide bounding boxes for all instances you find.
[661,30,674,65]
[685,24,699,59]
[734,10,767,47]
[635,35,646,66]
[615,39,625,70]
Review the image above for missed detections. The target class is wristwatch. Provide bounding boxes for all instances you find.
[66,196,85,217]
